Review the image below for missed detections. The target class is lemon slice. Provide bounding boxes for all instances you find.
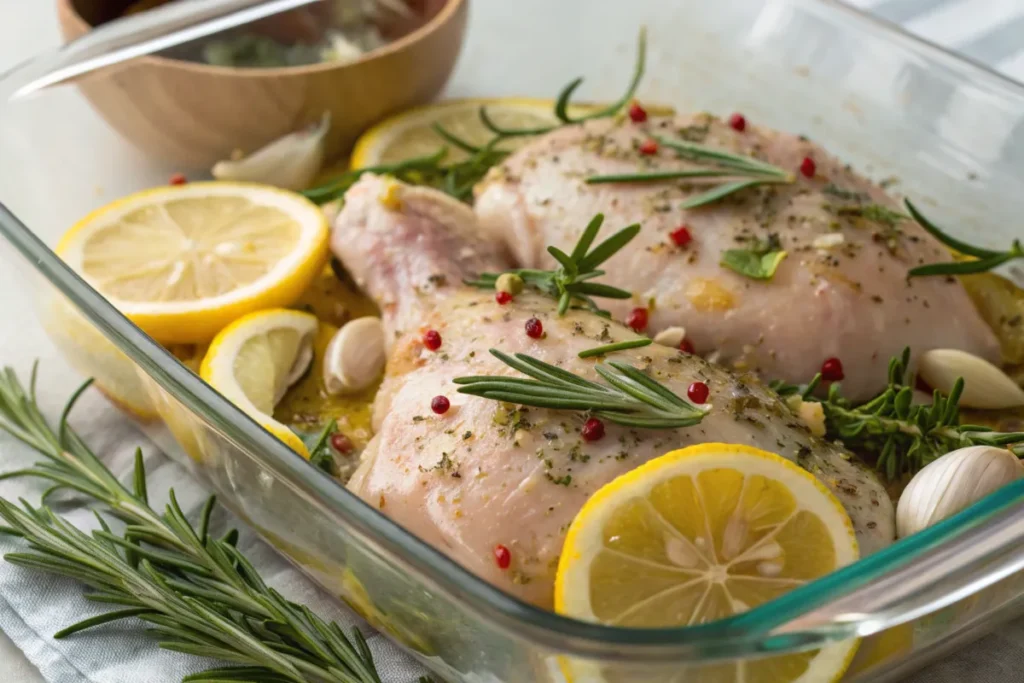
[56,182,329,345]
[350,98,566,168]
[200,309,319,457]
[556,443,859,683]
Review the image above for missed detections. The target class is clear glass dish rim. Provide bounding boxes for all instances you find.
[3,0,1024,660]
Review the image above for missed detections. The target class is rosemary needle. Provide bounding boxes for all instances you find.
[578,339,653,358]
[905,199,1024,277]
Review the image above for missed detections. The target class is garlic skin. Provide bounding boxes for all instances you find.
[322,317,386,395]
[918,348,1024,409]
[212,112,330,191]
[896,446,1023,538]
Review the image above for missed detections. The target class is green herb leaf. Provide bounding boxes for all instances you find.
[720,243,788,281]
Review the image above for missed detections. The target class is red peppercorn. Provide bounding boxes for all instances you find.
[169,173,187,185]
[799,156,816,178]
[669,225,693,248]
[422,329,442,351]
[821,357,844,382]
[581,417,605,442]
[728,113,746,132]
[687,381,710,404]
[638,139,658,155]
[495,291,513,305]
[679,338,695,354]
[628,101,648,123]
[431,395,450,415]
[494,544,511,570]
[525,317,544,339]
[329,433,353,454]
[626,307,649,332]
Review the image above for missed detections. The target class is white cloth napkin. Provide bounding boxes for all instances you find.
[2,1,1024,682]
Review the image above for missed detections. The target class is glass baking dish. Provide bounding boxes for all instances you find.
[2,0,1024,681]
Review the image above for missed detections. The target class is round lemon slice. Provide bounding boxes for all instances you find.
[200,308,319,457]
[56,182,329,345]
[556,443,859,683]
[350,98,564,168]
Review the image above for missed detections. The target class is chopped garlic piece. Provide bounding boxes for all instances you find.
[812,233,846,250]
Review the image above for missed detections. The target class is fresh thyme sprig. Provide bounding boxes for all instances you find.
[906,199,1024,277]
[301,29,648,206]
[585,136,794,209]
[771,349,1024,479]
[0,367,386,683]
[454,349,709,429]
[465,214,637,317]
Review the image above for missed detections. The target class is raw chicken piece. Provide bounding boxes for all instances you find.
[475,113,1000,400]
[333,175,895,609]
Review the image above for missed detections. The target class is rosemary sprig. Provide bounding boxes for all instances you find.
[578,338,653,358]
[301,29,648,205]
[454,349,708,429]
[771,349,1024,478]
[906,199,1024,277]
[465,213,637,317]
[585,136,794,208]
[302,148,449,204]
[0,367,386,683]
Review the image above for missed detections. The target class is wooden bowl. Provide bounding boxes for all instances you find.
[57,0,468,168]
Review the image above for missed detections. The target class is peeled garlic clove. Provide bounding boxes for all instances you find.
[212,112,330,191]
[653,326,686,348]
[896,445,1023,538]
[323,317,386,395]
[918,349,1024,409]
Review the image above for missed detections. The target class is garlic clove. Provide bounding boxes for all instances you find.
[918,348,1024,409]
[653,326,686,348]
[896,445,1023,538]
[212,112,330,191]
[323,317,386,395]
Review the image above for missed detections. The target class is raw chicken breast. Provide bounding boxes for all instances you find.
[475,113,1000,400]
[333,175,895,609]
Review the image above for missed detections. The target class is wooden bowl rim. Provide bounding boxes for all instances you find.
[60,0,467,78]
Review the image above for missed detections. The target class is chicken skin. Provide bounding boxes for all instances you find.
[333,175,895,609]
[474,113,1000,400]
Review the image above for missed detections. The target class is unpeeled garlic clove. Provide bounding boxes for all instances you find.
[896,445,1023,538]
[653,326,686,348]
[918,348,1024,409]
[212,112,330,191]
[323,317,386,395]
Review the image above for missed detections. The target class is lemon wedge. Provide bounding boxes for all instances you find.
[350,98,564,168]
[200,309,319,457]
[56,182,329,345]
[555,443,859,683]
